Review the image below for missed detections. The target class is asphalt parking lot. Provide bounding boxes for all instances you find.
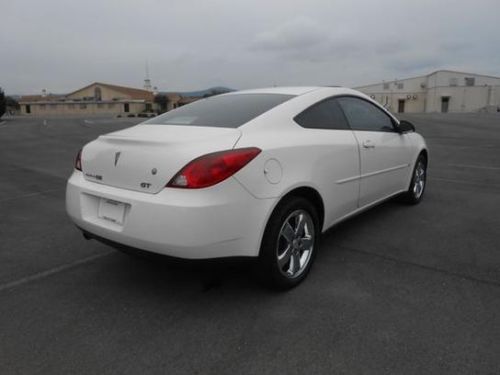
[1,113,500,374]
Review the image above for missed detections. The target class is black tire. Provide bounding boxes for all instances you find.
[258,196,321,290]
[401,153,427,205]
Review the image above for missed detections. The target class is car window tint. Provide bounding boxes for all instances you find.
[144,94,295,128]
[294,98,349,130]
[337,97,395,132]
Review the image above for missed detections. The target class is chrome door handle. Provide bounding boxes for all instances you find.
[362,140,375,149]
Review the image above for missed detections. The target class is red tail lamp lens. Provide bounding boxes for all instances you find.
[75,149,82,171]
[167,147,261,189]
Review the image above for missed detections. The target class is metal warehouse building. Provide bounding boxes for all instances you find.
[356,70,500,113]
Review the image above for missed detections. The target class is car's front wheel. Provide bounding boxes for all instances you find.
[258,196,320,290]
[401,153,427,204]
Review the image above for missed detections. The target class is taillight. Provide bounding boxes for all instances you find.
[75,149,82,171]
[167,147,261,189]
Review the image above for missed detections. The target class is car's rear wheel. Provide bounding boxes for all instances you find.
[401,154,427,204]
[258,196,320,290]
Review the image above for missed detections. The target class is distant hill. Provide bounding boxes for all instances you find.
[162,86,235,98]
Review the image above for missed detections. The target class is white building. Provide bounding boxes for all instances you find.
[355,70,500,113]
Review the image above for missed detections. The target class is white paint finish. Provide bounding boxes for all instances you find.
[263,159,282,184]
[67,172,273,258]
[234,127,361,229]
[66,87,427,259]
[231,86,321,96]
[82,125,241,194]
[352,130,415,206]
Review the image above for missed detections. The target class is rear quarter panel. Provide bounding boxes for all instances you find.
[234,126,361,231]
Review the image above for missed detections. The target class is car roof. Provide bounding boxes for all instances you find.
[227,86,358,97]
[233,86,400,130]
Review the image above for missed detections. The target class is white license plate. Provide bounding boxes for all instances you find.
[98,198,126,225]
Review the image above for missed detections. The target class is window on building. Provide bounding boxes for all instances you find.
[337,97,395,132]
[383,82,389,90]
[294,98,350,130]
[80,104,87,109]
[465,77,475,86]
[449,78,458,87]
[124,103,130,113]
[397,82,404,90]
[40,104,46,110]
[25,105,31,114]
[94,87,102,101]
[108,103,114,109]
[97,103,104,109]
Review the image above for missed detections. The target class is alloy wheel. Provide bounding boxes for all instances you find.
[413,161,426,199]
[276,209,315,279]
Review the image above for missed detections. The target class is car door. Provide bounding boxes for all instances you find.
[294,98,360,226]
[337,96,413,207]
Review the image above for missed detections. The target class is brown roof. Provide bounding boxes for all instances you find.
[67,82,154,101]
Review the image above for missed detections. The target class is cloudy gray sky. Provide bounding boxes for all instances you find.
[1,0,500,94]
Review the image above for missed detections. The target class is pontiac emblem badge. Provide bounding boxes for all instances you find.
[114,151,121,166]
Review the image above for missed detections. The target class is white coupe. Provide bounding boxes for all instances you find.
[66,87,428,289]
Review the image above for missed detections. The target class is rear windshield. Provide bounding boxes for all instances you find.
[144,93,295,128]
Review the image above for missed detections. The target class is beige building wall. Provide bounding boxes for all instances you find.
[356,70,500,113]
[19,82,155,116]
[20,101,150,116]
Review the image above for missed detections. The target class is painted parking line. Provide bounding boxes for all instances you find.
[431,176,500,189]
[446,163,500,171]
[0,188,64,203]
[0,252,113,293]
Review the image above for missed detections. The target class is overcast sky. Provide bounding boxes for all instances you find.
[1,0,500,94]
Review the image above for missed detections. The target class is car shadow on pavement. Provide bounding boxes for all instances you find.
[87,197,408,296]
[105,246,261,293]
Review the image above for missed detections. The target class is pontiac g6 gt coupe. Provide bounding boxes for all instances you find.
[66,87,427,289]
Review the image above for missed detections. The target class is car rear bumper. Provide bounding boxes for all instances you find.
[66,171,275,259]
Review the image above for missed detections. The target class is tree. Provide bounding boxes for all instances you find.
[6,96,20,113]
[154,93,169,114]
[0,88,5,119]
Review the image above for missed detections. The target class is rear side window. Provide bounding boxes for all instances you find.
[294,98,349,130]
[337,97,395,132]
[144,93,295,128]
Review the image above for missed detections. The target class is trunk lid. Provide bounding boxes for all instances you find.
[81,125,242,194]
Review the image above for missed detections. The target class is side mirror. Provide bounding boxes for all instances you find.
[398,120,415,133]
